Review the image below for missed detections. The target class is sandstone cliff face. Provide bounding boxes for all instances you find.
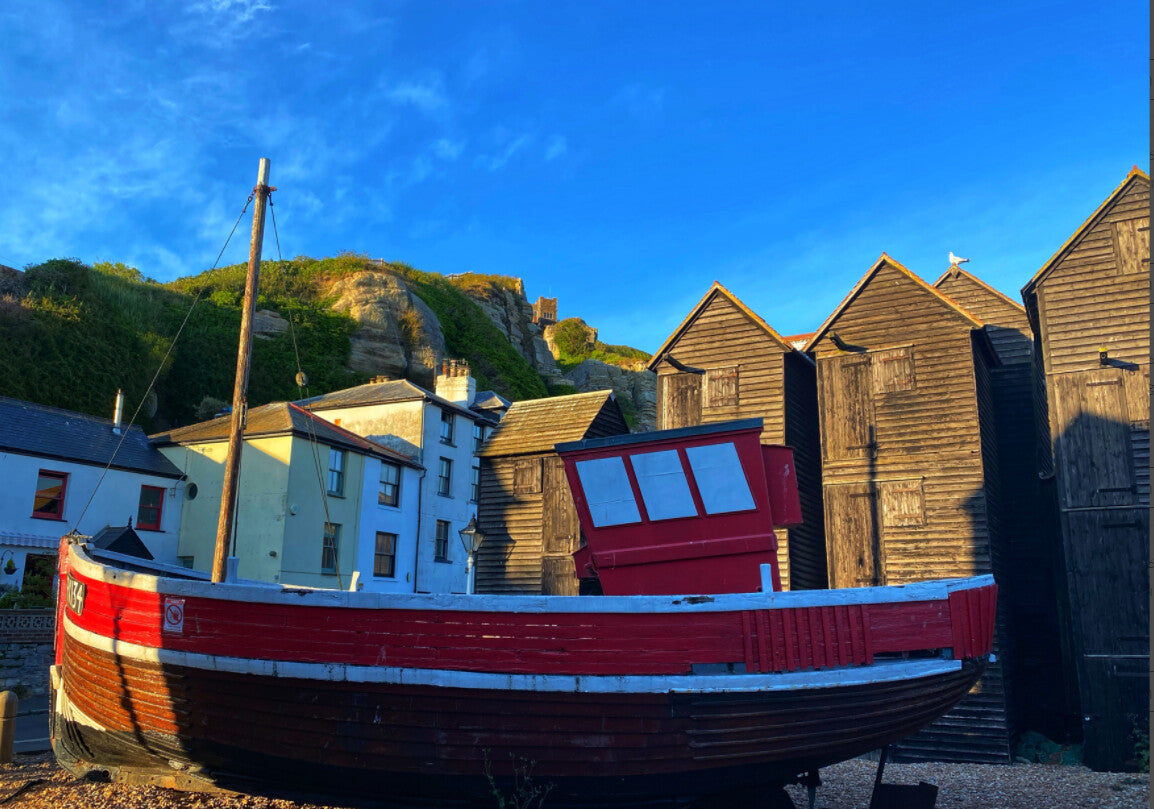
[462,279,558,378]
[562,359,657,432]
[325,272,445,387]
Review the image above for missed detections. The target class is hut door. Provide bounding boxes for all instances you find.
[818,355,875,460]
[541,457,580,595]
[660,372,702,429]
[1051,369,1135,508]
[823,482,884,588]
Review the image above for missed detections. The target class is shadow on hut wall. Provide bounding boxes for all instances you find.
[1048,405,1150,771]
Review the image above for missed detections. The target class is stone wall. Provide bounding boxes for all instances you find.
[0,610,54,697]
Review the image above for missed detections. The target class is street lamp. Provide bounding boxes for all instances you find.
[458,516,485,595]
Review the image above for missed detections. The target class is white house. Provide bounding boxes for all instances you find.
[299,361,500,594]
[0,395,185,589]
[152,402,423,593]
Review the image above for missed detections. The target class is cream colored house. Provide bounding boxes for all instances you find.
[152,402,423,591]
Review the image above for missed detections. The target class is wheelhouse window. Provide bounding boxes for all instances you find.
[434,520,450,561]
[321,522,341,573]
[374,531,397,577]
[327,448,346,497]
[32,471,68,520]
[136,485,165,530]
[440,409,455,445]
[437,458,452,497]
[379,462,401,507]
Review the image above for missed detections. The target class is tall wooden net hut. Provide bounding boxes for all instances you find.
[474,390,628,594]
[1020,167,1150,771]
[934,265,1075,740]
[646,282,826,591]
[805,254,1012,764]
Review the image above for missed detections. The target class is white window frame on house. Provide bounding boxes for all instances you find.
[136,484,165,531]
[327,448,346,497]
[322,522,341,573]
[374,531,397,577]
[434,520,451,562]
[440,409,455,445]
[437,457,452,497]
[470,465,480,503]
[379,462,401,507]
[473,423,485,452]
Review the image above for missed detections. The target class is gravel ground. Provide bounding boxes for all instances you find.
[0,752,1146,808]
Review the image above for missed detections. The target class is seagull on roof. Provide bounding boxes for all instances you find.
[948,251,970,266]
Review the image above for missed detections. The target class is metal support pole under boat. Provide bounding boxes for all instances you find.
[212,158,272,583]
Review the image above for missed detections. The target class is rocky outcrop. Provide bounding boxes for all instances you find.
[562,359,657,432]
[458,279,559,378]
[325,272,446,387]
[252,309,288,339]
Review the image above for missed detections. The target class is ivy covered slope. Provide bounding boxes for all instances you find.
[0,258,363,429]
[0,255,549,430]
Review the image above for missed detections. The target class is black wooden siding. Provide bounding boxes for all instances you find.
[1022,171,1150,771]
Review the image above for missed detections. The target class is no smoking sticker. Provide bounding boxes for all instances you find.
[163,597,185,633]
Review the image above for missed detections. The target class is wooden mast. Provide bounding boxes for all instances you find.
[212,158,272,583]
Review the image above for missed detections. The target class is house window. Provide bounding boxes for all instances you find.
[327,448,346,496]
[438,458,452,496]
[434,520,450,561]
[440,409,455,445]
[322,522,341,573]
[32,471,68,520]
[471,465,480,502]
[374,532,397,577]
[379,462,401,507]
[473,423,485,452]
[136,485,165,530]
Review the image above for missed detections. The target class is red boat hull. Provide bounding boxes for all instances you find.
[52,542,995,806]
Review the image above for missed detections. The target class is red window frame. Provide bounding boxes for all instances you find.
[32,470,68,520]
[136,485,165,531]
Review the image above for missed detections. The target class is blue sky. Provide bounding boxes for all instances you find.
[0,1,1146,352]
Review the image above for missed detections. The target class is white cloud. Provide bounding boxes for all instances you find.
[433,139,465,160]
[544,135,567,162]
[186,0,272,25]
[385,78,448,114]
[477,133,531,172]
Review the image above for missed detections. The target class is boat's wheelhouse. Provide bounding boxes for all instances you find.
[557,418,801,595]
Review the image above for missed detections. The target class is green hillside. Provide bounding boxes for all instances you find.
[0,255,551,430]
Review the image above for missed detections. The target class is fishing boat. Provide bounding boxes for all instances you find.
[50,160,996,808]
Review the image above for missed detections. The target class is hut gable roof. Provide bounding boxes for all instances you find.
[1022,166,1150,298]
[647,281,793,371]
[933,266,1026,319]
[804,254,985,353]
[477,391,627,458]
[151,402,420,468]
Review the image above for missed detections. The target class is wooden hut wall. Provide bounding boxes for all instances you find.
[475,397,628,595]
[936,271,1076,738]
[653,290,826,590]
[812,260,1012,763]
[1025,172,1150,770]
[476,454,546,594]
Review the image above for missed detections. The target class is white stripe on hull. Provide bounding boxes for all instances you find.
[70,544,993,613]
[64,617,964,694]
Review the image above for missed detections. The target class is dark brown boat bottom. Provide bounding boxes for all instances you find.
[54,640,986,807]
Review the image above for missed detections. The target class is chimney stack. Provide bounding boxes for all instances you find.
[435,359,475,406]
[113,389,124,435]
